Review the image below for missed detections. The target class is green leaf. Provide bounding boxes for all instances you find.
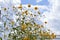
[4,22,6,27]
[0,37,2,40]
[12,28,18,30]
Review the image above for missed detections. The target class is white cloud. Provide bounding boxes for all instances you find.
[36,0,42,3]
[13,0,21,4]
[12,0,21,6]
[0,0,21,6]
[0,0,2,2]
[43,0,60,35]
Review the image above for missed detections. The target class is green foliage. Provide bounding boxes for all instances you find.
[4,22,6,27]
[0,37,2,40]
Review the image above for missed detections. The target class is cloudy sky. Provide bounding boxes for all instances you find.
[0,0,60,35]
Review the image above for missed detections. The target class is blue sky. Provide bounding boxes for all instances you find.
[21,0,49,13]
[21,0,49,6]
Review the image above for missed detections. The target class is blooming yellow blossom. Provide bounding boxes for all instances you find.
[18,4,22,9]
[51,33,56,39]
[28,4,31,7]
[23,36,30,40]
[24,10,28,15]
[34,7,38,10]
[44,21,47,24]
[21,24,27,30]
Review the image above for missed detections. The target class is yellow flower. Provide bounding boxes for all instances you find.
[44,21,47,24]
[33,30,37,33]
[34,7,38,10]
[43,32,48,36]
[28,4,31,7]
[23,36,30,40]
[21,24,27,30]
[24,10,28,15]
[37,25,43,28]
[39,31,43,36]
[51,33,56,39]
[18,4,22,9]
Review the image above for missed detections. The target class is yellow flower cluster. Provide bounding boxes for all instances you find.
[2,4,56,40]
[39,31,56,39]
